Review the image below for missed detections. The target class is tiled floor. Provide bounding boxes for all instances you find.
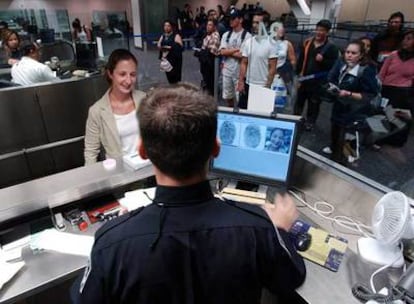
[131,46,414,193]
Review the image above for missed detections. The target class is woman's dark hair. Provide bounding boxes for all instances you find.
[105,49,138,83]
[162,19,177,32]
[72,18,81,30]
[388,11,404,26]
[358,36,376,66]
[398,29,414,61]
[403,29,414,39]
[20,41,38,56]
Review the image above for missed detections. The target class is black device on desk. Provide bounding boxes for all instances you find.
[210,107,300,188]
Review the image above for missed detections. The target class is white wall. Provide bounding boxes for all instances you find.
[0,0,132,28]
[338,0,413,23]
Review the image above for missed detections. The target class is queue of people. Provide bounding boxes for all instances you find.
[0,7,412,169]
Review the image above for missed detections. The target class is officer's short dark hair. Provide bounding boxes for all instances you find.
[105,49,137,84]
[316,19,332,31]
[138,84,217,180]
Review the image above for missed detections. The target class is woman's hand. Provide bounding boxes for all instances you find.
[339,90,351,97]
[7,58,19,65]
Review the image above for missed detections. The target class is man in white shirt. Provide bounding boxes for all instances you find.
[11,41,59,86]
[218,8,252,107]
[238,12,277,109]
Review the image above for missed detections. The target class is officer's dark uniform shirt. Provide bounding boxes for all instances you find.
[71,181,306,304]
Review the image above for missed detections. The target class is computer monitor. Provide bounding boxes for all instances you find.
[210,108,300,188]
[75,42,97,70]
[39,29,55,43]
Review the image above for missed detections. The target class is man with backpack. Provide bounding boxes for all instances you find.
[218,8,251,107]
[294,19,339,131]
[237,11,277,109]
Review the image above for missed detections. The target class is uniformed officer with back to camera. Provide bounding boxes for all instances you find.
[71,83,306,304]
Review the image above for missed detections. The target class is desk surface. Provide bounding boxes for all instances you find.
[0,158,399,304]
[0,159,153,225]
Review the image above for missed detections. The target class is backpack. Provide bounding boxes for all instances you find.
[225,29,248,44]
[357,65,383,114]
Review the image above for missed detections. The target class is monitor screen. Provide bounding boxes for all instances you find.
[75,42,97,70]
[210,109,299,187]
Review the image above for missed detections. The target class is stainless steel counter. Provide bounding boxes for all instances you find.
[0,159,153,224]
[0,147,400,303]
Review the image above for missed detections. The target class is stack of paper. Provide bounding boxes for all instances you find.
[119,187,155,211]
[30,229,94,257]
[0,260,25,290]
[123,153,151,170]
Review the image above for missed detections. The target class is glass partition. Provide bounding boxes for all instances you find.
[0,8,71,40]
[212,21,414,199]
[0,8,72,68]
[91,10,129,58]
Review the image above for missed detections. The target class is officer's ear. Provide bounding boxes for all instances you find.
[137,138,148,159]
[212,137,221,158]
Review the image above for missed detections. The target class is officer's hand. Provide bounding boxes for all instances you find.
[315,53,323,62]
[263,193,298,231]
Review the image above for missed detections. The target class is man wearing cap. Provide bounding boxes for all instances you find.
[237,11,277,109]
[294,19,338,131]
[219,8,251,107]
[11,41,59,86]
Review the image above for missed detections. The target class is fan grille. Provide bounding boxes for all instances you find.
[372,191,409,245]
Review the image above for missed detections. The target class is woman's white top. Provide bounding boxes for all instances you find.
[78,28,88,42]
[113,110,139,156]
[272,39,288,68]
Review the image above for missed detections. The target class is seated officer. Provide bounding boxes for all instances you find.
[11,41,59,86]
[71,84,306,304]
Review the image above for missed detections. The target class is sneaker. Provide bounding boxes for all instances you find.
[348,155,357,163]
[322,147,332,154]
[372,144,381,151]
[305,123,314,131]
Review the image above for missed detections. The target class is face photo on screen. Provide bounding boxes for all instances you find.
[265,127,292,154]
[211,110,299,186]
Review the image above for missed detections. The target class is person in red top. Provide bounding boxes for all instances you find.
[377,29,414,147]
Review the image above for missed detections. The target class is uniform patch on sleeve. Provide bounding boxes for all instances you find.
[79,258,92,294]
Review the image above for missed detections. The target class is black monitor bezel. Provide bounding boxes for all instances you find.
[209,108,300,188]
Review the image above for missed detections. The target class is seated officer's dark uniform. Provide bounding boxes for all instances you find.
[71,181,306,303]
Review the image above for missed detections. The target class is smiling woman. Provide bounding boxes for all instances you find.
[84,48,146,165]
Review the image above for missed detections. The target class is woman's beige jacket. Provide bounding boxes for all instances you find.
[84,89,146,165]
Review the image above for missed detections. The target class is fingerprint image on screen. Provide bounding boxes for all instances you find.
[243,124,261,148]
[219,121,237,145]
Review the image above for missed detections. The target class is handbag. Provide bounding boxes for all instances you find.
[160,58,173,72]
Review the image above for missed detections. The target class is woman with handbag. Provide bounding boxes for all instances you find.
[157,20,183,84]
[322,40,379,165]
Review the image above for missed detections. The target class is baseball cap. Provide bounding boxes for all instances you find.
[229,8,242,19]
